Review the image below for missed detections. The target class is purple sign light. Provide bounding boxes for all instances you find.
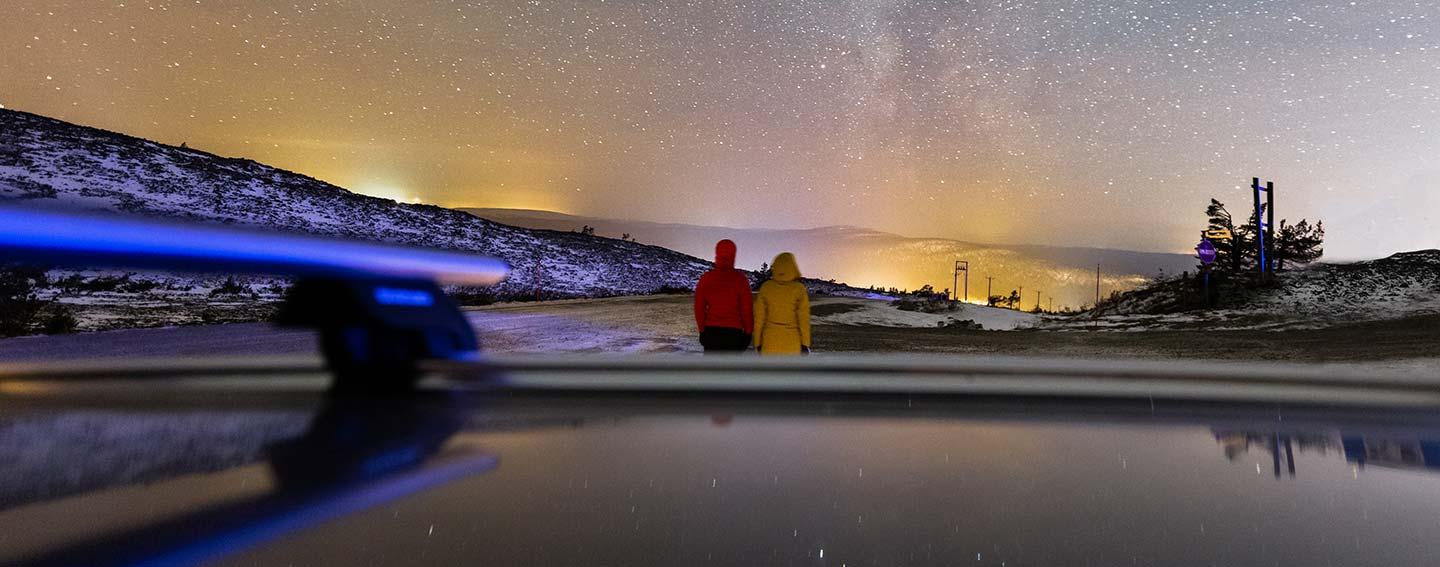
[1196,239,1217,265]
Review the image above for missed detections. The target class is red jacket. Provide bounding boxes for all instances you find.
[694,240,754,334]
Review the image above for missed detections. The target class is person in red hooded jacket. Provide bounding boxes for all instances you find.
[694,239,754,353]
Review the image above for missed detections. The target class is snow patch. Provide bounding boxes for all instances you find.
[814,299,1039,331]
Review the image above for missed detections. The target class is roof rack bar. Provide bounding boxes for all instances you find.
[0,205,508,285]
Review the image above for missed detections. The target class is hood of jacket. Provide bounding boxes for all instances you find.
[770,252,801,282]
[714,239,737,270]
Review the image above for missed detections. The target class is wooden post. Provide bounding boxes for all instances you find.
[1266,180,1276,274]
[1252,177,1267,275]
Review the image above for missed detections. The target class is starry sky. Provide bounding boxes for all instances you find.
[2,0,1437,258]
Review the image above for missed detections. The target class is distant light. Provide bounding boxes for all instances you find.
[354,183,414,202]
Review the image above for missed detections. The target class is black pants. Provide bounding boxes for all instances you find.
[700,327,751,353]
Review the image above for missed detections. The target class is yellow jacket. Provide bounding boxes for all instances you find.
[752,252,811,355]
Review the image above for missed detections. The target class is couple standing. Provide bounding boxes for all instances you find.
[693,239,811,355]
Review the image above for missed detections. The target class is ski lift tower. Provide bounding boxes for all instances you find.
[1252,177,1276,275]
[953,260,969,303]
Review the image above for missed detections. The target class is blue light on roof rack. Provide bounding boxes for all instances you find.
[373,287,435,307]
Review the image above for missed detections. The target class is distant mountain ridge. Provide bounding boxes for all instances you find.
[463,207,1197,308]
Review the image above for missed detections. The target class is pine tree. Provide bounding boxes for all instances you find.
[752,262,771,291]
[1204,199,1255,274]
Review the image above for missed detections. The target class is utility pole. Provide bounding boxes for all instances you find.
[1049,297,1054,313]
[1035,290,1042,311]
[1095,265,1101,306]
[986,276,994,305]
[953,260,969,303]
[1018,285,1023,310]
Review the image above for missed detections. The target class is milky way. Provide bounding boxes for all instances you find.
[2,1,1437,257]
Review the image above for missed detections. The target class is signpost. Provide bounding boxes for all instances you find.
[1196,239,1217,265]
[1197,239,1217,306]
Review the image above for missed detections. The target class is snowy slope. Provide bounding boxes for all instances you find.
[1243,250,1440,318]
[0,109,720,299]
[1060,250,1440,330]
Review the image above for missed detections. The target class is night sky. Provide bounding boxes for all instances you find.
[2,1,1437,258]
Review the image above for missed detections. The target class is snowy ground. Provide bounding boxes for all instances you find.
[1,295,1436,373]
[8,295,992,360]
[466,295,702,354]
[467,296,1040,354]
[811,300,1039,330]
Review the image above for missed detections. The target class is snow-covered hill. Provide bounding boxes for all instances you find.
[1063,250,1440,330]
[0,109,868,331]
[1244,250,1440,319]
[0,108,720,298]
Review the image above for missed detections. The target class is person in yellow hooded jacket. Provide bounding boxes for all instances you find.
[752,252,811,355]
